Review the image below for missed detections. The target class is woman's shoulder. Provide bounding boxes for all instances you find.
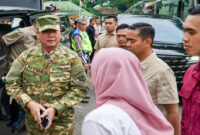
[84,104,135,127]
[84,104,124,121]
[83,104,141,135]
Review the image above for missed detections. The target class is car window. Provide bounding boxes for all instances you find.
[118,16,184,44]
[11,18,26,29]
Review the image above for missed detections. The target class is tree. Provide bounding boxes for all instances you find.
[70,0,140,14]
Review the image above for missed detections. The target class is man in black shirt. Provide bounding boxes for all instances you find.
[86,18,95,47]
[86,18,95,61]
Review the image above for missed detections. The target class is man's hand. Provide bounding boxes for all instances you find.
[26,101,46,124]
[41,107,56,130]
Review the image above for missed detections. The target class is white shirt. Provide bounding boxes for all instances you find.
[94,24,102,34]
[94,24,102,40]
[82,104,141,135]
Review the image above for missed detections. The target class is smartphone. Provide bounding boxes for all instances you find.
[41,116,49,128]
[40,109,50,128]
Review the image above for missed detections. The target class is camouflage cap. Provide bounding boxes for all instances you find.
[36,15,60,32]
[77,16,87,24]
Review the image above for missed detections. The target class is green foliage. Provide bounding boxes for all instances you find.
[53,0,140,14]
[72,0,79,5]
[113,0,140,11]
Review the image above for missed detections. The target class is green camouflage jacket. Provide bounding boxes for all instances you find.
[6,43,89,135]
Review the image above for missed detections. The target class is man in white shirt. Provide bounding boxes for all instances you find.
[94,17,102,41]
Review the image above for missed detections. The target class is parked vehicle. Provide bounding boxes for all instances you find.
[117,14,199,92]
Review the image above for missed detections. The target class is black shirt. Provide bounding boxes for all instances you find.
[86,25,95,47]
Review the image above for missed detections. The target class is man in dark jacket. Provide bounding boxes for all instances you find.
[86,18,95,61]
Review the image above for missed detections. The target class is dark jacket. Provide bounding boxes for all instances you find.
[86,25,95,47]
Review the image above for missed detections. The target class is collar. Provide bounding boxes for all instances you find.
[106,31,116,36]
[40,43,64,58]
[192,60,200,80]
[141,52,156,70]
[30,26,37,36]
[94,24,101,27]
[179,60,200,100]
[193,60,200,72]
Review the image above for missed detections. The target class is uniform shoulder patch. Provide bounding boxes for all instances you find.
[75,72,87,84]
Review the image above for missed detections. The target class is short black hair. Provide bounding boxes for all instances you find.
[74,19,78,25]
[188,5,200,15]
[105,15,118,22]
[116,24,129,32]
[95,17,100,20]
[90,18,95,23]
[129,22,155,44]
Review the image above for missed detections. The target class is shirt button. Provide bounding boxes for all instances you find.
[193,105,196,108]
[190,123,193,126]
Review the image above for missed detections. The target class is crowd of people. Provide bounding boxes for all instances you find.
[0,4,200,135]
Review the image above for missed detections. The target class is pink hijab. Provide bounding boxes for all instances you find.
[91,48,174,135]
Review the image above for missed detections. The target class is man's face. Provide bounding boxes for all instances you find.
[70,19,74,26]
[36,29,61,50]
[79,23,87,31]
[117,28,128,48]
[105,18,117,33]
[126,29,147,58]
[90,20,95,26]
[182,15,200,56]
[95,19,100,25]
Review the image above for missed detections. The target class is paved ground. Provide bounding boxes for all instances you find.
[0,84,96,135]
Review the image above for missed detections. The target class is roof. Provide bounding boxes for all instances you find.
[99,8,118,15]
[0,6,36,11]
[47,1,94,16]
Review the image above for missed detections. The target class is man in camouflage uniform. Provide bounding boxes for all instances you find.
[5,15,89,135]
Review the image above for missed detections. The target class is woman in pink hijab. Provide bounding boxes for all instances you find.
[82,48,174,135]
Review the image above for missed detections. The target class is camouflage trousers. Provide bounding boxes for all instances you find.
[25,113,74,135]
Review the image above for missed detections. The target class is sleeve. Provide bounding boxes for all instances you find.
[156,68,179,104]
[72,29,81,39]
[45,55,89,114]
[2,30,24,47]
[74,35,82,50]
[82,121,111,135]
[6,51,32,109]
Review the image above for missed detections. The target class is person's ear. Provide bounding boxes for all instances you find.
[145,38,152,46]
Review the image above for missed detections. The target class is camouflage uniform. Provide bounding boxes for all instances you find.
[6,15,89,135]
